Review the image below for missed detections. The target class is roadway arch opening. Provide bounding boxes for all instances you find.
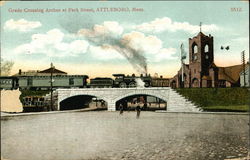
[115,94,167,111]
[59,95,107,110]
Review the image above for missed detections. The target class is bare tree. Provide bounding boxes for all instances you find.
[0,58,14,76]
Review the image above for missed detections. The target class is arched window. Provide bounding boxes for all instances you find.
[192,78,199,88]
[204,44,209,52]
[193,45,198,53]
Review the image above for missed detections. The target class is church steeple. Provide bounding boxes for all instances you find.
[199,22,202,33]
[189,30,214,76]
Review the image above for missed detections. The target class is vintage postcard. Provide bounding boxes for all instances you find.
[1,1,249,160]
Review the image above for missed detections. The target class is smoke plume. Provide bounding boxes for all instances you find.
[60,18,148,75]
[113,45,147,74]
[77,28,148,74]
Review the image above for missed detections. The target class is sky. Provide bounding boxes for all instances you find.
[1,1,249,78]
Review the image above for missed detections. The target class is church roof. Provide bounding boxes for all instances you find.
[39,67,67,74]
[197,32,206,37]
[209,62,217,68]
[217,64,243,83]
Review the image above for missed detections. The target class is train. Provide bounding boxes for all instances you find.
[0,73,170,90]
[89,74,153,88]
[0,75,88,90]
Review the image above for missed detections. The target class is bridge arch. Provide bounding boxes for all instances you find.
[114,93,168,111]
[59,93,109,110]
[114,93,168,105]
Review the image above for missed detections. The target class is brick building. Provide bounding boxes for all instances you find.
[170,32,244,88]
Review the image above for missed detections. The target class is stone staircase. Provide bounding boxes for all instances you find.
[167,89,202,112]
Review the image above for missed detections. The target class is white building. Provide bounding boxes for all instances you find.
[240,64,249,87]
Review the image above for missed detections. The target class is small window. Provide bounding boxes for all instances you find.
[192,54,197,61]
[193,45,198,53]
[205,54,209,59]
[205,44,209,52]
[69,78,74,85]
[27,78,33,86]
[194,55,198,60]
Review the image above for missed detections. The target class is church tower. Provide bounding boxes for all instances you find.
[188,30,214,87]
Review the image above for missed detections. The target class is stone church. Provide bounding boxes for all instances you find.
[170,32,243,88]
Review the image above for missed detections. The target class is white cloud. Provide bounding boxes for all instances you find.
[14,29,89,57]
[153,48,178,62]
[121,31,162,54]
[120,31,177,62]
[4,19,41,32]
[32,29,64,45]
[54,40,89,56]
[232,37,249,43]
[77,21,124,38]
[89,44,124,60]
[135,17,219,34]
[69,40,89,54]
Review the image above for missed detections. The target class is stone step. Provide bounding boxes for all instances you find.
[185,102,195,106]
[169,100,187,103]
[167,89,201,112]
[169,96,185,99]
[185,100,194,104]
[169,96,186,100]
[169,94,185,97]
[168,106,186,109]
[168,96,187,100]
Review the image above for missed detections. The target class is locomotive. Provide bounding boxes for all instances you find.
[89,74,153,88]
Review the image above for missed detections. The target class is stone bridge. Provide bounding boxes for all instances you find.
[56,87,201,112]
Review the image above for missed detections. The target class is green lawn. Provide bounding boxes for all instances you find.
[176,88,250,112]
[202,105,249,112]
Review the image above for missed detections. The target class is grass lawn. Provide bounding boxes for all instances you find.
[202,105,249,112]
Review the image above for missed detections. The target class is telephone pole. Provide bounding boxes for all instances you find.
[248,49,250,159]
[241,51,246,87]
[180,43,186,88]
[50,63,55,111]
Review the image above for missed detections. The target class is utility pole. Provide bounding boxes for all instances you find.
[241,51,246,87]
[180,43,186,88]
[248,49,250,159]
[181,60,184,88]
[50,63,55,111]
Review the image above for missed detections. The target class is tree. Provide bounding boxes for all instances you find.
[0,58,14,76]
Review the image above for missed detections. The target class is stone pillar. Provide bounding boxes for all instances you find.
[108,102,116,111]
[57,94,61,111]
[166,101,169,111]
[57,100,60,111]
